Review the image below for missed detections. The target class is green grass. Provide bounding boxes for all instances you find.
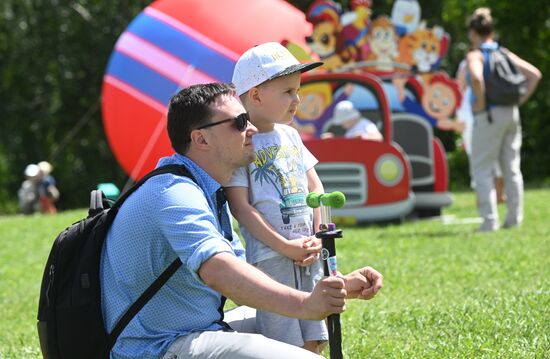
[1,189,549,358]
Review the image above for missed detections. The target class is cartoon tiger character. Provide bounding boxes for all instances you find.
[365,16,399,72]
[397,22,443,73]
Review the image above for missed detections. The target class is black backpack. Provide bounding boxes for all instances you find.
[484,47,527,106]
[37,164,194,359]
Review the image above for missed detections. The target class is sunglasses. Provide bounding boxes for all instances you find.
[197,113,250,132]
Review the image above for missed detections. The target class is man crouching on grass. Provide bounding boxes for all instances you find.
[100,82,383,359]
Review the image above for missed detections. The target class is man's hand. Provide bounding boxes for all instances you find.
[302,276,348,320]
[343,266,383,300]
[279,236,321,266]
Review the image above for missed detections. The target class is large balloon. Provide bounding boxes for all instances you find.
[101,0,312,180]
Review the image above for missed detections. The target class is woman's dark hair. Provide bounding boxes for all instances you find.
[167,82,235,154]
[467,7,494,37]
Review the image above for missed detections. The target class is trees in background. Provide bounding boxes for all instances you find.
[1,0,548,213]
[0,1,149,212]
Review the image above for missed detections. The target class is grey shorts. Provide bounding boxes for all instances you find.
[254,256,328,347]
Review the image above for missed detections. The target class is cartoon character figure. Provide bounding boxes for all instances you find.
[394,73,462,130]
[305,0,371,71]
[365,16,399,72]
[397,22,445,73]
[391,0,421,35]
[305,1,341,59]
[341,0,372,48]
[293,82,353,137]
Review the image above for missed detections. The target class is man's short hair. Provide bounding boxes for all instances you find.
[167,82,236,154]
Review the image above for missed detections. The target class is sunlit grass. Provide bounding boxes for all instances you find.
[0,189,549,358]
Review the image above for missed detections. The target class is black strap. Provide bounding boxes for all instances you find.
[106,164,195,349]
[214,188,231,326]
[112,164,195,212]
[89,190,105,217]
[480,46,494,123]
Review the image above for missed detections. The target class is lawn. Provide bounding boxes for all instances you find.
[0,188,549,358]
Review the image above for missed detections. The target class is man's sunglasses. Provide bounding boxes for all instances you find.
[197,113,250,132]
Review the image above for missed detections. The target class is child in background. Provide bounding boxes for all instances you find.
[225,42,328,354]
[37,161,59,214]
[18,164,41,214]
[322,100,383,140]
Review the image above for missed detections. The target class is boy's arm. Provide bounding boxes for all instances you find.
[306,167,324,234]
[225,186,321,264]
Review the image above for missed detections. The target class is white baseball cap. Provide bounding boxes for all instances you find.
[24,164,40,178]
[232,42,323,96]
[331,100,361,125]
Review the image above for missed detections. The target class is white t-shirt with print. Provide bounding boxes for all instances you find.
[227,124,318,264]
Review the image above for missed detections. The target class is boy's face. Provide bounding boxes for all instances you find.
[257,72,301,125]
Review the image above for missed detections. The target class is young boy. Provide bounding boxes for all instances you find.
[225,42,328,354]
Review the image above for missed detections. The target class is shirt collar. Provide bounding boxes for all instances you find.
[156,153,222,197]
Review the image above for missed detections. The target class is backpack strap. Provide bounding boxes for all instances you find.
[478,45,496,123]
[108,258,182,348]
[89,190,107,217]
[106,164,195,349]
[112,164,195,211]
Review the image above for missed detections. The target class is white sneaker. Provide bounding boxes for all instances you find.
[478,221,499,232]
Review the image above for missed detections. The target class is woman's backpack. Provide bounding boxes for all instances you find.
[484,47,527,106]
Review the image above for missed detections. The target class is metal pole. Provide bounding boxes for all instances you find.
[307,192,346,359]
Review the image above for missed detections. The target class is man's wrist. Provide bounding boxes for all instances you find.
[295,291,311,319]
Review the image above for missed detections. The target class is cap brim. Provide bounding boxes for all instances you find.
[269,61,323,81]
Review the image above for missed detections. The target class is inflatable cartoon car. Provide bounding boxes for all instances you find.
[382,78,453,216]
[298,72,415,223]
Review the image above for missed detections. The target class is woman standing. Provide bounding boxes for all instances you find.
[466,8,541,232]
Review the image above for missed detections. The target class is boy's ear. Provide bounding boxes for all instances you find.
[248,87,262,104]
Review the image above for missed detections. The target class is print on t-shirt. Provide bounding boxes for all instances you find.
[251,143,312,226]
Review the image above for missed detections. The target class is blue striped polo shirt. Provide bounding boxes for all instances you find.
[100,153,245,359]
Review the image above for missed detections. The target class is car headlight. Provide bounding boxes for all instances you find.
[375,154,404,186]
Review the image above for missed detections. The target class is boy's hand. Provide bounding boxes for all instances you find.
[278,236,321,266]
[294,236,323,266]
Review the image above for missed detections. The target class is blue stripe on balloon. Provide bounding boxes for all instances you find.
[106,51,180,106]
[127,13,234,83]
